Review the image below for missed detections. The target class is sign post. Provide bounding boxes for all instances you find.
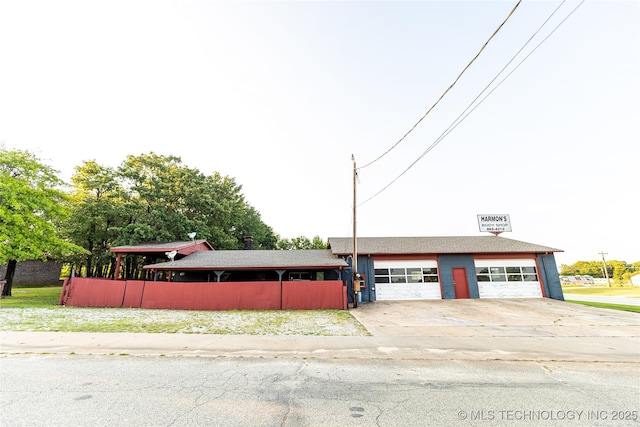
[477,214,512,236]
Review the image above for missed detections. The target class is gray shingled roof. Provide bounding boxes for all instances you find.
[327,236,562,255]
[144,249,348,270]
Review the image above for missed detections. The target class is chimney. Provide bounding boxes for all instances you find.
[243,236,254,250]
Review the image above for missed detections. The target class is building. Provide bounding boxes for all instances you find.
[59,235,564,310]
[328,236,564,302]
[0,260,63,286]
[60,241,349,310]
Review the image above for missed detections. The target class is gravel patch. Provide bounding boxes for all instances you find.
[0,307,371,336]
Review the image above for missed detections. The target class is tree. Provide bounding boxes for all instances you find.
[559,261,603,277]
[114,153,277,250]
[0,145,86,296]
[65,161,126,278]
[559,259,638,285]
[62,153,279,279]
[276,235,327,250]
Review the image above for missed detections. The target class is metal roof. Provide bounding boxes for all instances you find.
[110,240,214,254]
[327,236,562,255]
[144,249,348,270]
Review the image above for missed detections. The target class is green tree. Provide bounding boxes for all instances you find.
[276,235,327,250]
[609,260,631,285]
[114,153,277,251]
[62,153,279,279]
[559,259,637,285]
[116,153,199,244]
[559,261,604,277]
[66,161,126,278]
[0,145,86,296]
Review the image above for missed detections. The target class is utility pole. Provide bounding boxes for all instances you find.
[351,155,358,302]
[599,251,611,288]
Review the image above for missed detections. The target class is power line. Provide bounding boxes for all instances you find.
[359,0,585,207]
[360,0,522,170]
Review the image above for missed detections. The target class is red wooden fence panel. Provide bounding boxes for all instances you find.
[282,280,346,310]
[63,278,126,307]
[200,282,281,310]
[140,281,282,311]
[122,280,145,308]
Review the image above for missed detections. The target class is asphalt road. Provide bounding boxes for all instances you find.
[1,355,638,427]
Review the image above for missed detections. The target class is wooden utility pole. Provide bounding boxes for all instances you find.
[351,155,359,307]
[599,251,611,288]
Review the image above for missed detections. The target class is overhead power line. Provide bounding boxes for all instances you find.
[360,0,522,170]
[359,0,585,207]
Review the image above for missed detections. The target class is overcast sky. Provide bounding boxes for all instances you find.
[1,0,638,266]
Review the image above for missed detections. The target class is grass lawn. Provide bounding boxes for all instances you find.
[0,285,63,308]
[561,285,640,313]
[565,300,640,314]
[561,286,640,297]
[0,285,369,336]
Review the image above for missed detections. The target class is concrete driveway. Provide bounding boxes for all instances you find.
[348,298,640,337]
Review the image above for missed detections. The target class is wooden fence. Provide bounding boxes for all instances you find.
[59,277,348,310]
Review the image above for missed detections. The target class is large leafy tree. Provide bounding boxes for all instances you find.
[114,153,277,249]
[66,153,278,278]
[115,153,202,245]
[196,172,277,250]
[66,161,125,277]
[0,146,86,295]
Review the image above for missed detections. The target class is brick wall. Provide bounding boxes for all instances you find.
[0,260,63,285]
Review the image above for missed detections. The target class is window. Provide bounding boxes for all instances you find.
[475,265,538,283]
[375,266,439,284]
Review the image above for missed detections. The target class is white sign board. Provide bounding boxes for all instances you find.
[477,214,512,233]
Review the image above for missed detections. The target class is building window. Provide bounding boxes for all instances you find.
[475,266,538,283]
[375,267,439,284]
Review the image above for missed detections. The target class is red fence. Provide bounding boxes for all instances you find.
[59,278,348,310]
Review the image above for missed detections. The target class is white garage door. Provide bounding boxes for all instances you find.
[374,260,441,300]
[475,259,543,298]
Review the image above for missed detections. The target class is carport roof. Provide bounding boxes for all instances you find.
[110,240,214,254]
[327,236,562,255]
[144,249,349,270]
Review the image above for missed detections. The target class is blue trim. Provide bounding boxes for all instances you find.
[438,255,478,299]
[538,253,564,301]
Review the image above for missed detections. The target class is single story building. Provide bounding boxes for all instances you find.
[60,241,350,310]
[59,235,564,310]
[328,236,564,302]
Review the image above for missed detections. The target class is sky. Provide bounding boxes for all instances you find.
[1,0,638,267]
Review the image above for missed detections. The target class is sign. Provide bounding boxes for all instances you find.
[477,214,512,233]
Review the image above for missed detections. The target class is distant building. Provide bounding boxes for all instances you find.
[0,260,63,286]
